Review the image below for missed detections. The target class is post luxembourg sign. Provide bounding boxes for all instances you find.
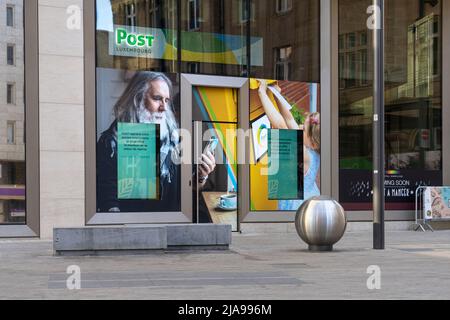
[109,25,264,66]
[110,26,167,58]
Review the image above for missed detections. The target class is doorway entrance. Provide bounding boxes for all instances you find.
[192,86,239,231]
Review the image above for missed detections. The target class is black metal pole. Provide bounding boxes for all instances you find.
[373,0,385,250]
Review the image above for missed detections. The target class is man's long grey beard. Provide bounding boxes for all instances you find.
[137,105,169,141]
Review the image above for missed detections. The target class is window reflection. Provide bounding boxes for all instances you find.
[385,1,441,173]
[276,0,292,14]
[275,46,292,80]
[250,0,320,82]
[180,0,248,76]
[95,0,320,79]
[96,0,178,73]
[0,1,26,224]
[339,0,442,209]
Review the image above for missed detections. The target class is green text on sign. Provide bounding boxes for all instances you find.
[116,28,155,47]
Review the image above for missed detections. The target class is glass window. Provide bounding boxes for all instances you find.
[249,79,321,212]
[250,0,320,82]
[338,53,345,89]
[276,0,292,14]
[180,0,249,76]
[148,0,159,26]
[238,0,254,23]
[347,52,356,87]
[94,0,320,216]
[125,3,137,30]
[7,83,15,104]
[7,45,14,65]
[347,33,356,48]
[339,34,345,50]
[7,122,15,145]
[96,1,181,213]
[339,0,442,211]
[6,5,14,27]
[192,86,239,230]
[187,0,201,31]
[275,46,292,80]
[187,62,200,73]
[0,2,25,225]
[96,0,178,73]
[360,31,367,46]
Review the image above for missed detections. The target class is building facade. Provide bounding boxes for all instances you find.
[0,0,449,239]
[0,0,25,225]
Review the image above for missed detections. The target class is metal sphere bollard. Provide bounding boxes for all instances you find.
[295,196,347,252]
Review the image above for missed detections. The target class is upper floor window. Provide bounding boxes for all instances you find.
[338,30,369,89]
[149,0,159,26]
[276,0,292,14]
[125,3,136,30]
[7,44,15,65]
[275,46,292,80]
[360,31,367,46]
[238,0,255,23]
[187,62,200,74]
[7,83,15,105]
[6,5,14,27]
[165,0,177,28]
[7,122,16,145]
[347,32,356,48]
[188,0,200,30]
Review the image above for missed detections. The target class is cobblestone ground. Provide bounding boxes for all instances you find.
[0,230,449,300]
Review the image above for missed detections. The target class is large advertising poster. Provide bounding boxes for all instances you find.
[423,187,450,221]
[249,79,320,212]
[96,69,181,213]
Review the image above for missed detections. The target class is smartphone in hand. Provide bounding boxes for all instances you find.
[206,137,219,154]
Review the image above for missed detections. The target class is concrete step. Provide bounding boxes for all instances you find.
[54,224,232,256]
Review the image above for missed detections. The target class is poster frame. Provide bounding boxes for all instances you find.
[85,1,190,225]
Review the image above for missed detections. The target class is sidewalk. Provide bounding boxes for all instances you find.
[0,230,449,300]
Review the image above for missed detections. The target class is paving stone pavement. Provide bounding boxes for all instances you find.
[1,230,450,300]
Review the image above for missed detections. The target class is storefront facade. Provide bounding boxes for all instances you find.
[0,0,449,239]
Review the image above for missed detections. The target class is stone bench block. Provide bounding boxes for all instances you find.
[166,224,232,247]
[54,227,167,253]
[53,224,232,255]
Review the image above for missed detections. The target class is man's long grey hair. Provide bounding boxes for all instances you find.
[113,71,180,181]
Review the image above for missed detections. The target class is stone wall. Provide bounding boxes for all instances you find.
[39,0,85,239]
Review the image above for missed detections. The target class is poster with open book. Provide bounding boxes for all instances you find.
[423,187,450,221]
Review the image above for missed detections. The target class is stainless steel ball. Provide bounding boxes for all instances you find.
[295,196,347,252]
